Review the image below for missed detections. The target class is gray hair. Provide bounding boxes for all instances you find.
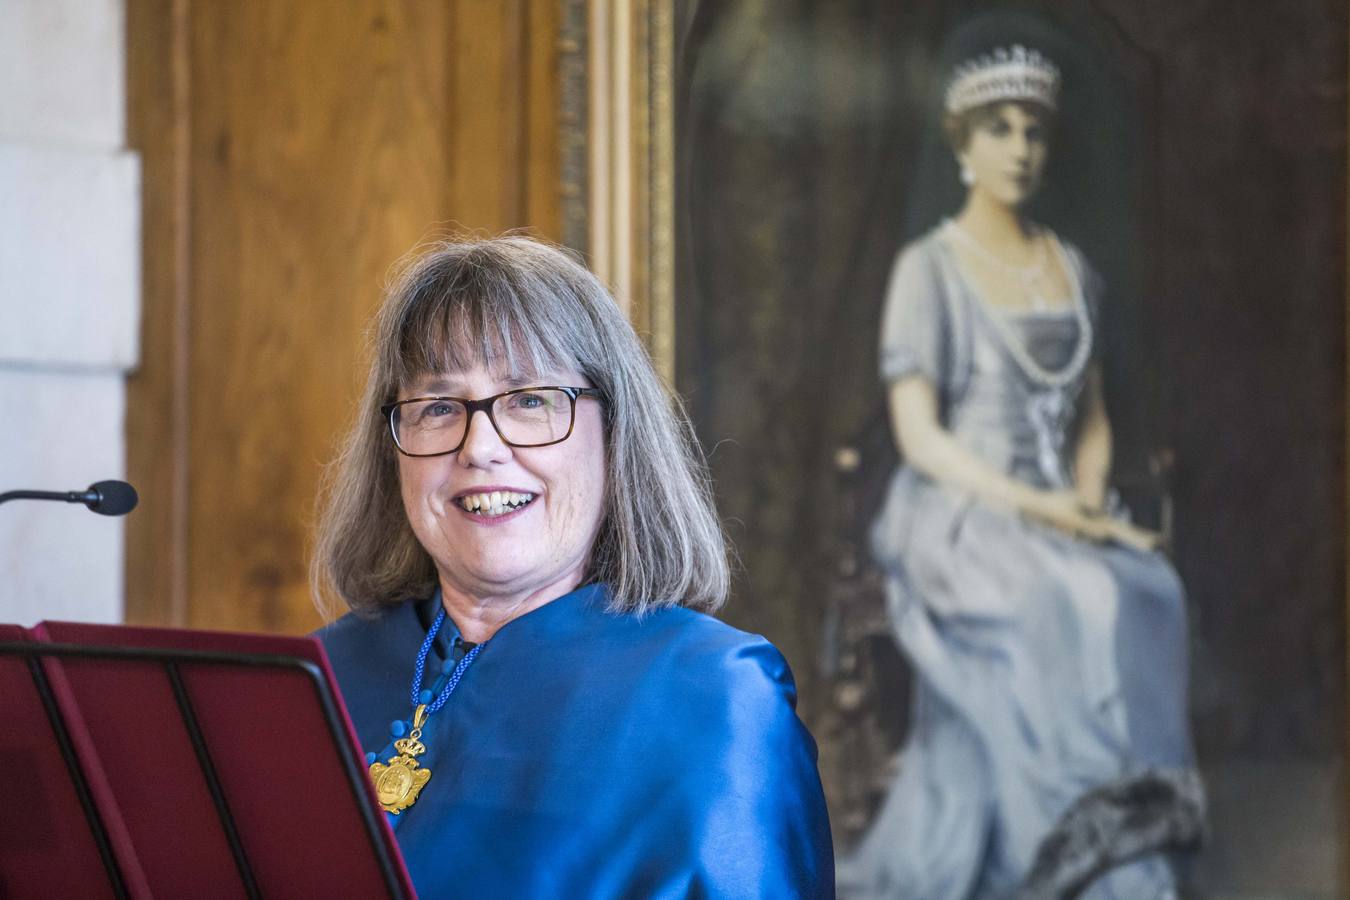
[312,235,729,617]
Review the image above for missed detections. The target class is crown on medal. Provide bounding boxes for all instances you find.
[394,735,426,757]
[944,45,1060,115]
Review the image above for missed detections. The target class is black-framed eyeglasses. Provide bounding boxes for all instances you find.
[381,386,604,458]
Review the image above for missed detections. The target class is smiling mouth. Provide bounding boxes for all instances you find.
[456,491,537,517]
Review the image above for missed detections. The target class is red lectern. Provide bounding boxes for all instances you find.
[0,622,414,899]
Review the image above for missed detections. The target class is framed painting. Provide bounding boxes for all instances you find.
[569,1,1346,895]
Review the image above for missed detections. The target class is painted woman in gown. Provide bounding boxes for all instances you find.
[838,46,1204,899]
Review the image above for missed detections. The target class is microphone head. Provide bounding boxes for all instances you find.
[87,480,139,516]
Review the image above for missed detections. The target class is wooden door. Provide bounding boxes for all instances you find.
[126,0,561,633]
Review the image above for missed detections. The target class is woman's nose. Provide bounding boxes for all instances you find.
[457,410,511,466]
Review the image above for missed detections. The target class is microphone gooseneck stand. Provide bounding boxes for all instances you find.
[0,481,139,516]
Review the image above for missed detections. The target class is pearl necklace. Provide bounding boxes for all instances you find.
[944,218,1054,311]
[941,220,1094,389]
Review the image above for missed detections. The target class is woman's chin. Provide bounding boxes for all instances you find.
[441,559,574,602]
[1008,184,1041,207]
[975,181,1038,210]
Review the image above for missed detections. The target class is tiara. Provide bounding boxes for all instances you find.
[944,45,1060,115]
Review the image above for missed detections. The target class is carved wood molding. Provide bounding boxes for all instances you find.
[560,0,674,382]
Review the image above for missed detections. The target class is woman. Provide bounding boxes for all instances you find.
[312,236,834,897]
[839,46,1203,899]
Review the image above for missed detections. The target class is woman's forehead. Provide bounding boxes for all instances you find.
[401,327,567,376]
[986,100,1048,123]
[403,362,584,395]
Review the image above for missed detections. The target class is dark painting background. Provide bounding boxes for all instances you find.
[673,0,1346,893]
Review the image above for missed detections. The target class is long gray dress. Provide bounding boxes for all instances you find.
[838,225,1203,899]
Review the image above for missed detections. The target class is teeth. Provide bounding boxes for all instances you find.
[459,492,535,516]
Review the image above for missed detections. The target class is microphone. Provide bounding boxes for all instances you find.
[0,480,139,516]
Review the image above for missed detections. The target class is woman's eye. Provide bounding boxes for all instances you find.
[512,392,546,410]
[416,401,460,424]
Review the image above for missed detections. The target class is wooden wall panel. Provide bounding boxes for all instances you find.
[125,0,188,628]
[127,0,562,633]
[524,0,563,235]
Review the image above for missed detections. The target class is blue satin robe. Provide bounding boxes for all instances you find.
[317,584,834,898]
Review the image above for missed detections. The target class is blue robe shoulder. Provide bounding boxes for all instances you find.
[317,584,835,898]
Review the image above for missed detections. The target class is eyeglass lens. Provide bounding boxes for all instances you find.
[392,389,574,454]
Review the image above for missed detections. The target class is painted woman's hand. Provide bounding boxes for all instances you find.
[1022,490,1113,542]
[1024,491,1164,552]
[1073,481,1107,515]
[1102,518,1164,553]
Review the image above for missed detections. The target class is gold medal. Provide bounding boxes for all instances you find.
[369,617,483,817]
[369,704,433,814]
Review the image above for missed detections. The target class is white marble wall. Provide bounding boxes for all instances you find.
[0,0,139,626]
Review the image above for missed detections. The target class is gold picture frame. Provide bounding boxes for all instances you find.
[561,0,675,383]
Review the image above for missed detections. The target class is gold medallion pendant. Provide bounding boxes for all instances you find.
[369,704,433,814]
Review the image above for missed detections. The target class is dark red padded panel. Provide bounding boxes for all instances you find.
[32,621,410,898]
[183,665,400,896]
[31,630,246,898]
[0,625,124,899]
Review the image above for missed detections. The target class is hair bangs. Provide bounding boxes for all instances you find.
[390,259,579,393]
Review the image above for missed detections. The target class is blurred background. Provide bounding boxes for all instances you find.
[1,1,1345,895]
